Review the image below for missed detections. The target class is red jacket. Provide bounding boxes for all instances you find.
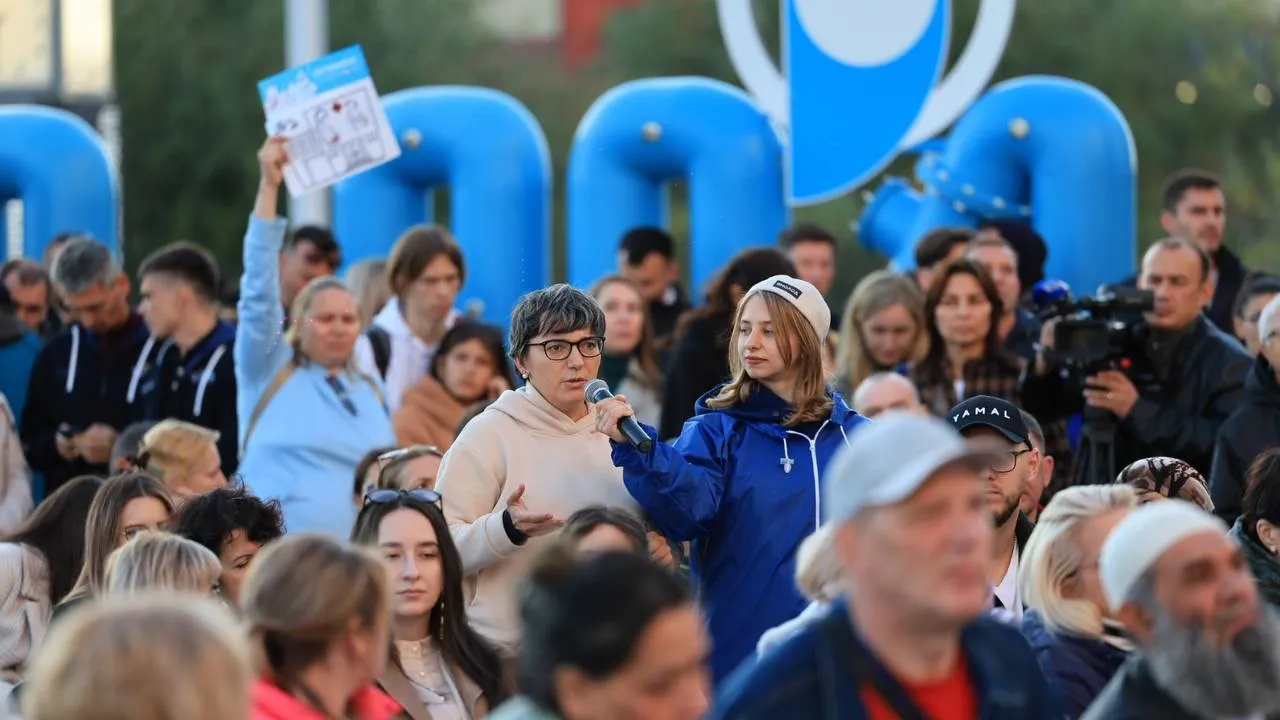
[250,678,402,720]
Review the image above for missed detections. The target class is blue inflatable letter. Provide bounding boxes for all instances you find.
[567,77,787,293]
[333,87,551,323]
[859,76,1137,294]
[0,106,118,258]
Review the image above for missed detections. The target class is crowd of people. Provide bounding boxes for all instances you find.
[0,132,1274,719]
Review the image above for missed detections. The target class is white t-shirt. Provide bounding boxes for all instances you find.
[992,544,1022,620]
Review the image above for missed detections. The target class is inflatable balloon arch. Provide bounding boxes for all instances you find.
[0,75,1137,323]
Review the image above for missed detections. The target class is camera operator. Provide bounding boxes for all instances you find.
[1022,238,1250,484]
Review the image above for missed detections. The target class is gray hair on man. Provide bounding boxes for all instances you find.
[50,236,123,295]
[850,372,921,418]
[508,283,606,360]
[1101,501,1280,718]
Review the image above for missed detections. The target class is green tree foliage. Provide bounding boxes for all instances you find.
[113,0,1280,301]
[598,0,1280,300]
[113,0,496,278]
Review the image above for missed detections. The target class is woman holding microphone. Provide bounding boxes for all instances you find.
[594,275,868,684]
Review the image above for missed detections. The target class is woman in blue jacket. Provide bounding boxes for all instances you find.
[595,274,868,683]
[235,136,395,539]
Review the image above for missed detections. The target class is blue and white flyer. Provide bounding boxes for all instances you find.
[258,45,401,197]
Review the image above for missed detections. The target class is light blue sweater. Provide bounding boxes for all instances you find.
[234,215,395,539]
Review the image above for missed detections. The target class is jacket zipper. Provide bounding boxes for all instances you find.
[786,420,830,533]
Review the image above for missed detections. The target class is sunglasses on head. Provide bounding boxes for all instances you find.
[363,488,442,507]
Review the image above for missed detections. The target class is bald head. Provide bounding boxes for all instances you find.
[852,372,923,418]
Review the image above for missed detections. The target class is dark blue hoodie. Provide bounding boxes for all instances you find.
[612,386,868,684]
[20,314,155,492]
[138,319,239,475]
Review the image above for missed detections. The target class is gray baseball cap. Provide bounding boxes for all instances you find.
[823,412,1003,523]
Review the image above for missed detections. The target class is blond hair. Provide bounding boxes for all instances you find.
[794,525,841,603]
[286,275,354,365]
[23,594,252,720]
[706,291,832,425]
[137,419,219,492]
[241,534,390,688]
[343,258,391,329]
[105,531,221,596]
[1021,485,1138,637]
[835,270,926,394]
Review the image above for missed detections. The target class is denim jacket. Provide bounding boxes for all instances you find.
[713,599,1060,720]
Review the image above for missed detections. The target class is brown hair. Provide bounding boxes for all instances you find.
[377,444,445,490]
[241,534,390,691]
[590,275,663,391]
[66,472,174,601]
[920,259,1006,370]
[706,291,832,425]
[836,270,926,392]
[386,225,465,297]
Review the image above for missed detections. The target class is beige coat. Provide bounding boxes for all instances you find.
[379,656,490,720]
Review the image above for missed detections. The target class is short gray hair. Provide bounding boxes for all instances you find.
[508,283,606,359]
[51,237,122,294]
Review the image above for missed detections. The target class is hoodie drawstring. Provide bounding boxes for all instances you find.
[126,336,157,404]
[838,425,851,447]
[193,345,227,417]
[65,326,81,394]
[779,436,795,475]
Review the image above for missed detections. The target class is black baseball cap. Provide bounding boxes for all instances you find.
[947,395,1029,446]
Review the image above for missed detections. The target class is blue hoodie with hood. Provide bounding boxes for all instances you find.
[611,385,868,684]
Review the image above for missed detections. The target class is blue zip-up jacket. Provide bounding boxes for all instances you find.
[612,386,868,684]
[1021,609,1130,719]
[235,215,395,539]
[714,599,1060,719]
[139,320,239,475]
[19,313,155,492]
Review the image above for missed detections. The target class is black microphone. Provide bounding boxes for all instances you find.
[585,379,653,452]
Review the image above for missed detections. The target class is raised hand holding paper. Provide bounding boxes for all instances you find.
[258,45,401,197]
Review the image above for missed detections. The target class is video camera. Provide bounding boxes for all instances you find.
[1031,281,1155,380]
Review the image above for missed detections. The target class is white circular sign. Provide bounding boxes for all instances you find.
[794,0,939,68]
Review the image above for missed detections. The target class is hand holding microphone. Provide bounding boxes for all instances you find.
[587,379,654,452]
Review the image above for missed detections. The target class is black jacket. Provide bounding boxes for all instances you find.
[658,313,729,441]
[138,320,239,475]
[20,314,156,491]
[1209,355,1280,525]
[1022,316,1251,480]
[649,283,691,353]
[1230,518,1280,608]
[1082,654,1280,720]
[1207,246,1249,335]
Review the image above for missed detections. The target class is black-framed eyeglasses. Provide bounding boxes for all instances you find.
[363,488,443,507]
[526,336,605,361]
[991,448,1033,474]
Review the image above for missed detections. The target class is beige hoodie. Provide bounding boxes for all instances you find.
[436,383,638,654]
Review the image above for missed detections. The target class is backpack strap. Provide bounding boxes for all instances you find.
[240,363,297,458]
[355,371,388,413]
[367,326,391,379]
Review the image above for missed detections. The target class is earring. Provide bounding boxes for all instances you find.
[437,600,446,642]
[521,372,529,380]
